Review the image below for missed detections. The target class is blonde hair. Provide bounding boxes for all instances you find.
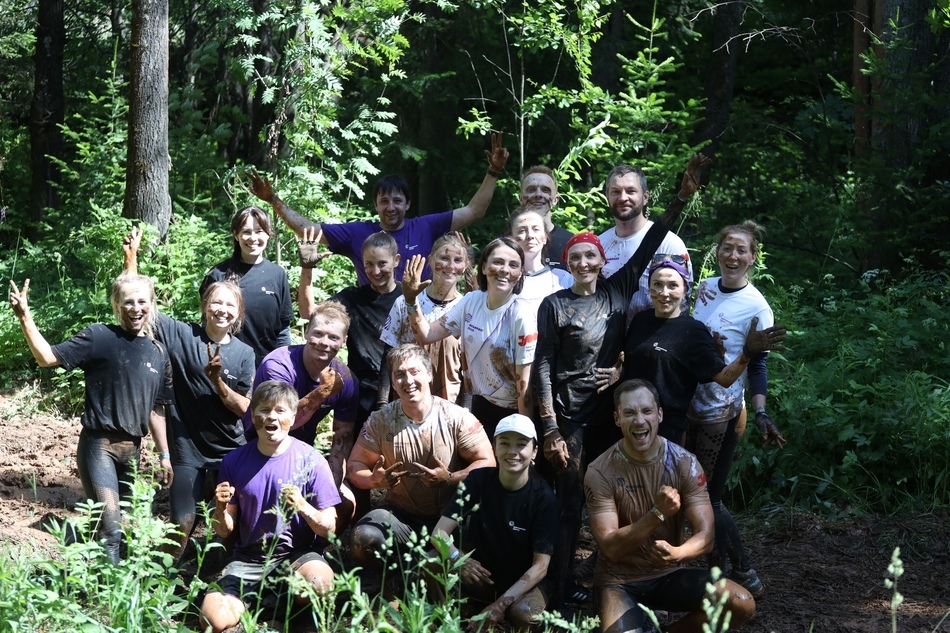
[110,273,158,338]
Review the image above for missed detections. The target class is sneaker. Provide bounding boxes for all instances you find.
[729,567,765,598]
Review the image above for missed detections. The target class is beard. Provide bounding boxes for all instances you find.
[610,203,645,222]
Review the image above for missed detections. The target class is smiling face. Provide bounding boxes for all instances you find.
[567,242,605,286]
[483,244,523,295]
[607,172,649,222]
[203,285,241,335]
[375,189,410,232]
[252,398,295,446]
[494,431,537,477]
[649,268,686,319]
[391,354,433,406]
[615,386,663,462]
[520,173,559,212]
[512,212,547,255]
[117,282,152,335]
[717,232,756,288]
[303,316,347,366]
[431,243,468,288]
[233,216,270,264]
[362,246,400,293]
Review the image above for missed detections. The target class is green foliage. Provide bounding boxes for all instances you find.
[729,262,950,514]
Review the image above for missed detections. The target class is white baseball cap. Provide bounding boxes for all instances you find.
[493,413,538,442]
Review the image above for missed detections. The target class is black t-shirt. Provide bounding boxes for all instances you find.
[622,311,725,431]
[331,284,402,424]
[154,314,255,468]
[546,225,575,271]
[534,221,669,432]
[51,324,174,437]
[201,258,292,363]
[446,467,557,593]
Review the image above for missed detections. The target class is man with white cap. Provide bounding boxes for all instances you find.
[432,413,558,629]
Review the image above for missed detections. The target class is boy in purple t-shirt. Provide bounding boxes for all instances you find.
[201,381,341,633]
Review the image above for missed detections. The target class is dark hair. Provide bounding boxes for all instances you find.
[388,343,434,377]
[229,205,272,262]
[507,206,551,260]
[372,175,411,205]
[251,380,299,413]
[201,281,245,334]
[361,231,399,257]
[613,379,661,412]
[307,299,350,334]
[477,237,525,295]
[604,165,648,196]
[716,220,765,259]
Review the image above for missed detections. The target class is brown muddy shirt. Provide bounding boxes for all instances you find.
[584,438,708,585]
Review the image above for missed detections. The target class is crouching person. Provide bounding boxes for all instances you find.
[585,379,755,633]
[201,381,340,633]
[432,413,557,630]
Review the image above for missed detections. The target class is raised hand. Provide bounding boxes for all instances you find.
[402,254,432,303]
[204,342,223,383]
[679,153,712,198]
[123,226,143,259]
[742,316,788,357]
[298,225,328,269]
[215,481,235,505]
[9,279,30,318]
[485,132,509,173]
[315,365,345,400]
[247,169,276,203]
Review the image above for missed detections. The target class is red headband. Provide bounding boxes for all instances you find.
[563,232,607,263]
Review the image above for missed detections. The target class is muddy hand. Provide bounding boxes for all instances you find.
[247,169,275,203]
[742,316,788,357]
[543,430,569,471]
[401,254,432,303]
[485,131,509,172]
[679,153,712,197]
[754,410,786,449]
[9,279,31,318]
[298,226,328,268]
[594,352,624,394]
[204,342,223,382]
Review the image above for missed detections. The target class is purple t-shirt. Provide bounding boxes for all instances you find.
[220,437,341,562]
[243,346,359,446]
[322,211,454,285]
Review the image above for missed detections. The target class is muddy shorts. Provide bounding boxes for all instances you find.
[216,550,327,604]
[596,568,714,633]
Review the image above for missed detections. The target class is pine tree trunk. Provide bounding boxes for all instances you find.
[123,0,170,238]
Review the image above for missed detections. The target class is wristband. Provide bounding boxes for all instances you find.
[650,506,666,522]
[406,302,418,312]
[450,548,460,561]
[159,452,171,460]
[755,406,767,415]
[676,194,689,204]
[487,168,503,179]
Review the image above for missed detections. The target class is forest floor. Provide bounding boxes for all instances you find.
[1,390,949,633]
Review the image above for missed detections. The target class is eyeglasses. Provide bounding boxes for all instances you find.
[650,253,689,266]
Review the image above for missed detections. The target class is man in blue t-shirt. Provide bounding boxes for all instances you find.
[247,135,509,285]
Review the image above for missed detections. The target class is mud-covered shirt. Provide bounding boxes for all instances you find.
[356,397,491,518]
[52,323,173,437]
[154,314,254,468]
[534,221,670,433]
[585,438,708,585]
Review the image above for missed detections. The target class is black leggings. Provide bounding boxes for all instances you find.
[686,415,750,572]
[169,464,218,538]
[76,429,140,563]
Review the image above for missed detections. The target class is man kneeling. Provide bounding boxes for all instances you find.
[585,379,755,633]
[201,381,341,633]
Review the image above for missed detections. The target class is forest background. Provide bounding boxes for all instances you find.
[0,0,948,517]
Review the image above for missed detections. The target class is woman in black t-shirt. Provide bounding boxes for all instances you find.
[10,273,173,564]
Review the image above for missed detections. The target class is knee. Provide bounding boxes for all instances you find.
[296,560,335,598]
[722,580,756,628]
[506,597,545,631]
[200,591,244,633]
[350,523,387,571]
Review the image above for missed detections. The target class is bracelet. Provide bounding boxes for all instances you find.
[487,168,503,179]
[676,194,689,204]
[159,452,171,460]
[650,506,666,522]
[450,548,460,561]
[755,406,767,415]
[406,302,418,312]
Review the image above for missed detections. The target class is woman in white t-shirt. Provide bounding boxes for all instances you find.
[402,237,537,436]
[380,233,472,405]
[508,207,572,314]
[687,220,786,598]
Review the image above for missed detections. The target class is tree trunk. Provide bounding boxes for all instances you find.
[852,0,872,158]
[29,0,65,237]
[692,0,741,158]
[123,0,171,238]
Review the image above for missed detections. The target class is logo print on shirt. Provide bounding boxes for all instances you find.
[261,286,275,296]
[508,520,526,533]
[146,362,159,374]
[653,342,668,353]
[518,333,538,347]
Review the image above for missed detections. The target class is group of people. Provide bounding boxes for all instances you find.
[9,133,789,632]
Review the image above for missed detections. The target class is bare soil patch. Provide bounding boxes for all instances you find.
[1,389,948,632]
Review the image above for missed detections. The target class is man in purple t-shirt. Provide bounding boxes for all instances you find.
[247,134,509,285]
[201,381,341,633]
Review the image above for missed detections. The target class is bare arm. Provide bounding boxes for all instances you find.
[149,404,174,488]
[590,485,683,562]
[347,442,408,490]
[247,169,324,239]
[431,515,460,557]
[10,280,60,367]
[711,316,786,388]
[326,417,354,489]
[450,132,509,231]
[402,255,453,345]
[122,226,142,275]
[281,484,336,538]
[212,482,238,538]
[649,494,714,568]
[485,552,551,620]
[293,365,344,430]
[453,430,496,481]
[515,363,533,418]
[204,342,251,416]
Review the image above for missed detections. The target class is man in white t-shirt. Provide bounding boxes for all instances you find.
[598,164,694,318]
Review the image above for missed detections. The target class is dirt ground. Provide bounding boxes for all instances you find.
[1,390,949,633]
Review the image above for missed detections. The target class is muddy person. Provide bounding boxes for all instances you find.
[431,413,558,629]
[201,381,339,633]
[347,344,494,585]
[518,165,574,270]
[9,274,173,565]
[585,379,756,633]
[248,133,509,285]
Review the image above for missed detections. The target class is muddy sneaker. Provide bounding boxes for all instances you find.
[729,567,765,598]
